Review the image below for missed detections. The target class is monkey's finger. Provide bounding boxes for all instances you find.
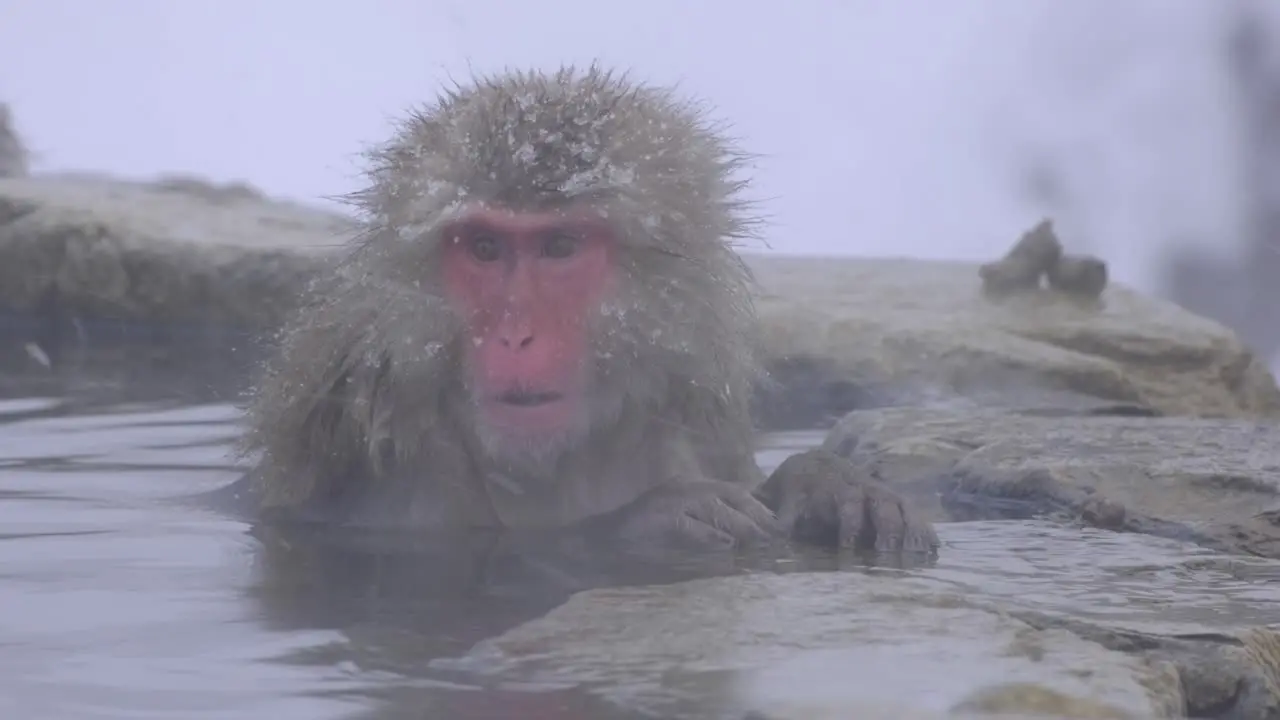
[764,478,826,532]
[675,509,739,548]
[713,485,784,537]
[865,495,908,552]
[834,492,872,550]
[691,497,777,545]
[780,487,842,547]
[767,490,806,529]
[862,482,939,553]
[730,509,781,544]
[617,503,736,550]
[900,514,942,553]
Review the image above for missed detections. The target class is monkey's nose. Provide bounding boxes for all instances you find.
[498,331,535,350]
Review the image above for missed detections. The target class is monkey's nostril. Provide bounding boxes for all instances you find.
[500,334,535,349]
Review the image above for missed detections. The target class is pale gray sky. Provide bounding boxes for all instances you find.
[0,0,1248,290]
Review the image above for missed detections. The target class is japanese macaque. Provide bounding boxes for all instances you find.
[230,65,937,555]
[0,103,29,178]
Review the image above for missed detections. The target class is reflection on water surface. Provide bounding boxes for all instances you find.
[1,395,1278,718]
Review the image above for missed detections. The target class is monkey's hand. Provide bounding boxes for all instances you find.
[608,479,783,550]
[756,448,939,554]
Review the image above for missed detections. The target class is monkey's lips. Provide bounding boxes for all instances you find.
[480,389,576,435]
[496,390,565,407]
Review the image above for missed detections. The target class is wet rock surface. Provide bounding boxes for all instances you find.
[441,571,1181,719]
[819,406,1280,561]
[433,546,1280,720]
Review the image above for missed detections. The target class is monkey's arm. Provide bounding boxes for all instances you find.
[754,448,940,555]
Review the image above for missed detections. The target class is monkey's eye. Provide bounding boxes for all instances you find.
[542,232,580,259]
[468,234,503,262]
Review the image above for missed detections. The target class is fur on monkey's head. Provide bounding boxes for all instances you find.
[348,63,766,394]
[244,64,766,503]
[350,64,759,252]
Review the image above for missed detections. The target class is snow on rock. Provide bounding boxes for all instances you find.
[0,173,347,329]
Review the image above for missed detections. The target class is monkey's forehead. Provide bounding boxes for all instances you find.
[417,85,700,198]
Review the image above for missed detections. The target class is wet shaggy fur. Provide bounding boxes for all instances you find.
[240,65,767,518]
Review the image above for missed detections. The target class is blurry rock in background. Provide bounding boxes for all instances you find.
[0,102,28,178]
[1164,0,1280,369]
[977,218,1109,302]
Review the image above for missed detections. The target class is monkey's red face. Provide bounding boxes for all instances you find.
[440,206,617,448]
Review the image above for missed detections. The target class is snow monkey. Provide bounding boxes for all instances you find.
[227,65,938,555]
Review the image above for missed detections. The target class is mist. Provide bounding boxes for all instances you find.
[0,0,1263,292]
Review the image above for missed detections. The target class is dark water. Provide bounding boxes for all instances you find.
[4,394,1280,719]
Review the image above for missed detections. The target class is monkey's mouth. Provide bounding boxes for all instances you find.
[484,389,575,434]
[495,390,565,407]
